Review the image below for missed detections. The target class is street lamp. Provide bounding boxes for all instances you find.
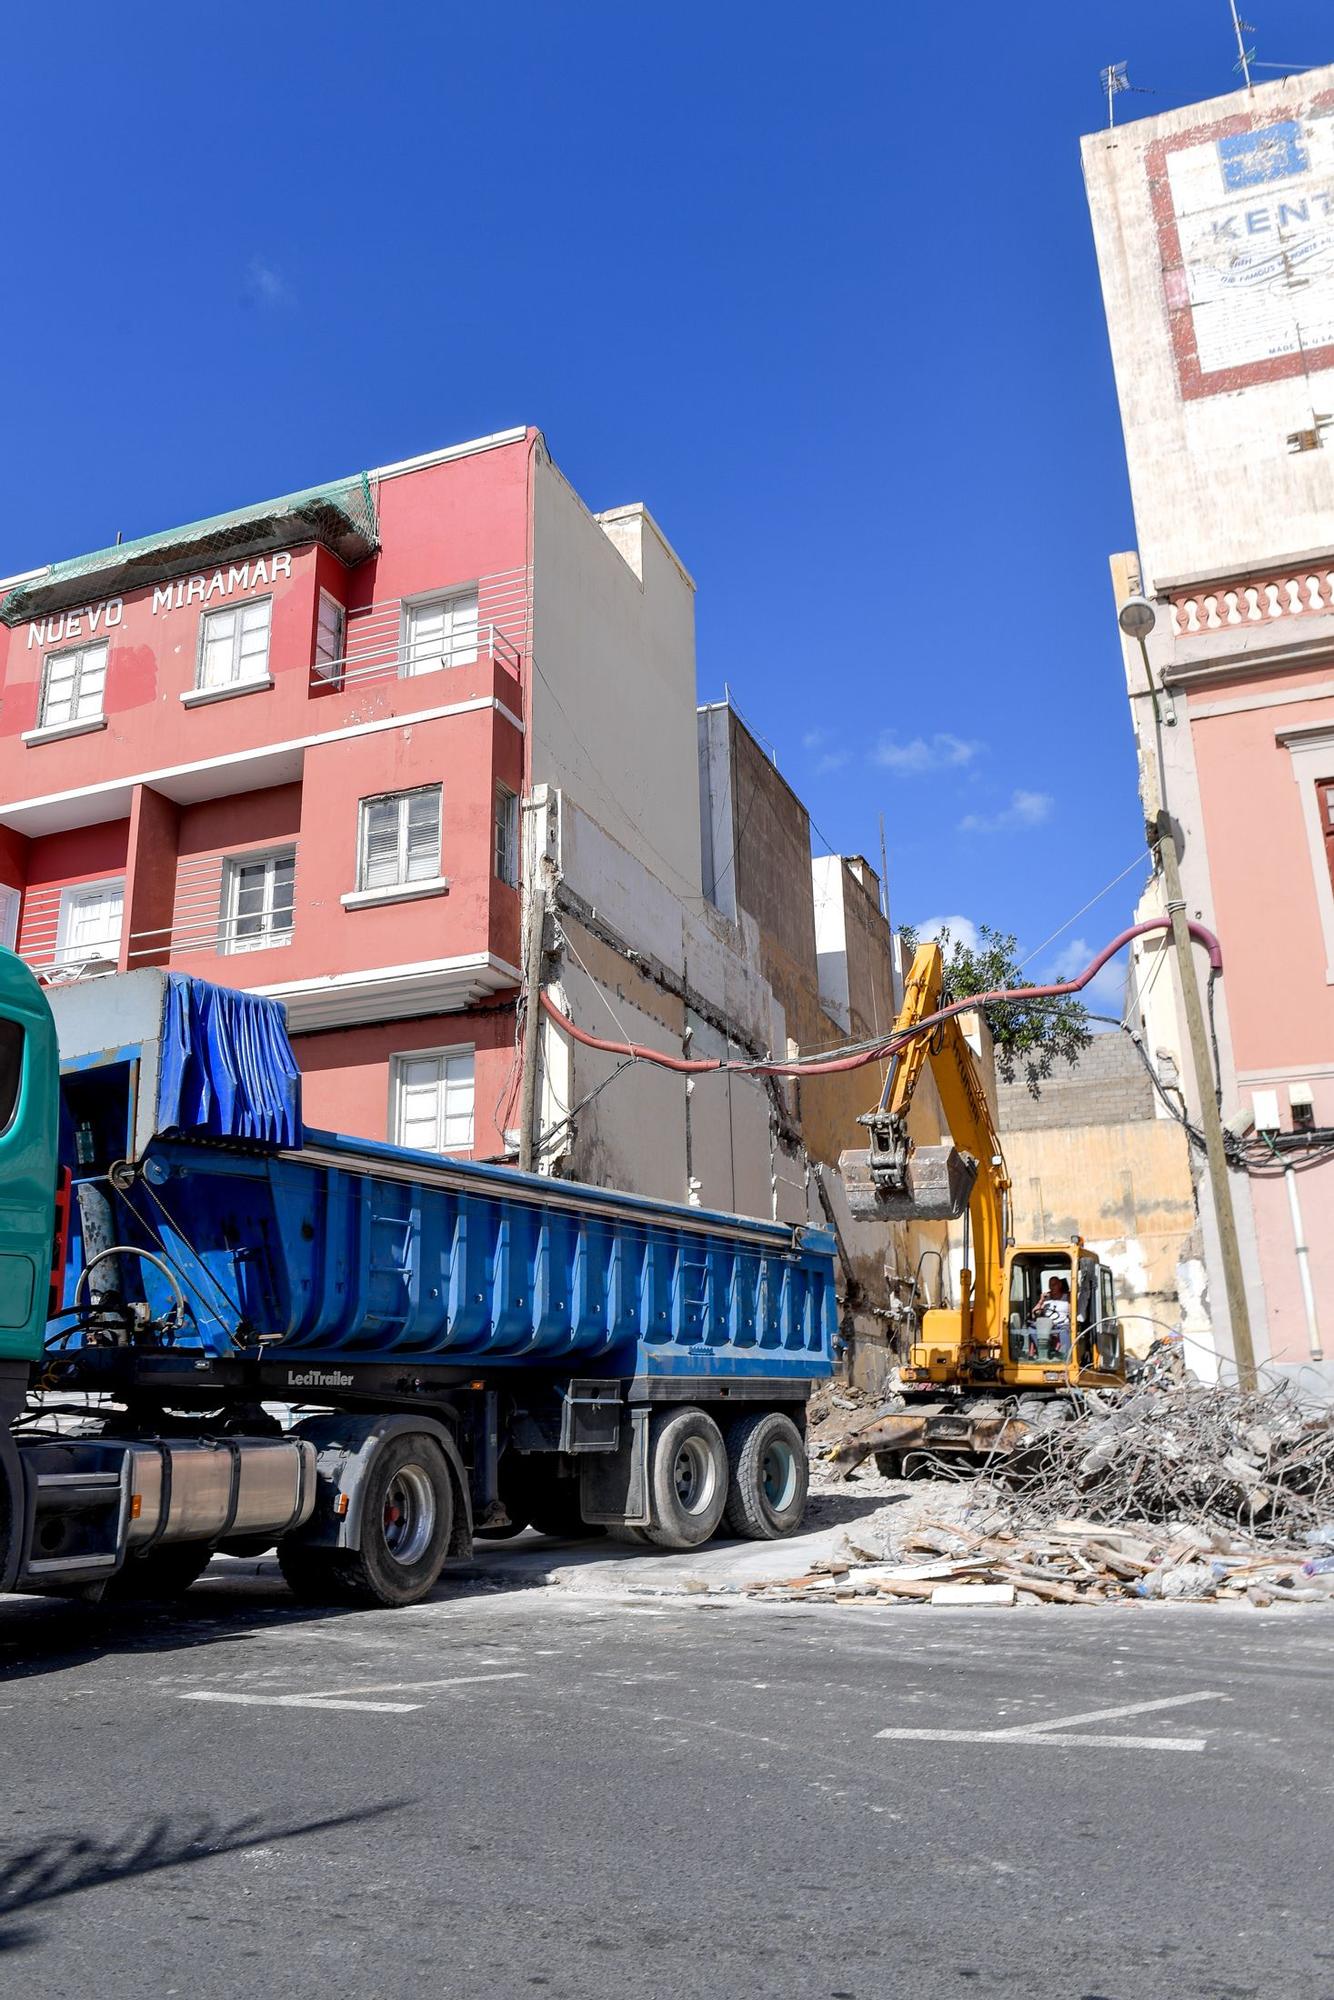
[1116,595,1157,642]
[1115,597,1257,1389]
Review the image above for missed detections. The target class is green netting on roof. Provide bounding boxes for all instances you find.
[1,471,379,625]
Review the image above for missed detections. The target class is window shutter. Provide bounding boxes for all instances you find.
[393,1051,474,1153]
[77,645,108,719]
[315,597,345,680]
[232,861,268,942]
[405,788,442,882]
[42,653,78,725]
[361,797,402,890]
[406,601,446,674]
[448,592,479,666]
[237,600,272,678]
[63,883,124,962]
[271,853,296,931]
[441,1053,475,1148]
[201,608,238,688]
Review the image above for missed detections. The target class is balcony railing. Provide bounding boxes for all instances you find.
[1169,567,1334,636]
[14,885,119,984]
[311,567,529,694]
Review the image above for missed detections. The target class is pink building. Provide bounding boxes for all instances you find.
[0,425,864,1241]
[1085,68,1334,1389]
[0,426,634,1162]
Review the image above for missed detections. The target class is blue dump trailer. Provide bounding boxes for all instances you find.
[0,959,835,1606]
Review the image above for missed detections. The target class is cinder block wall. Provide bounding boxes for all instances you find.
[996,1034,1153,1132]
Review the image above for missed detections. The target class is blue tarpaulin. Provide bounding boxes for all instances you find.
[155,976,301,1147]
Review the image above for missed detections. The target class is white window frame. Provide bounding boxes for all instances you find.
[493,784,519,888]
[195,596,273,694]
[221,847,297,955]
[390,1046,476,1155]
[314,590,346,685]
[402,589,480,677]
[0,885,18,953]
[1279,723,1334,983]
[354,785,443,896]
[40,641,108,729]
[56,877,125,969]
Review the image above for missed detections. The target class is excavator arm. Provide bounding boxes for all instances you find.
[839,942,1011,1353]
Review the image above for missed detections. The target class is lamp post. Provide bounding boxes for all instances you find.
[1117,596,1257,1389]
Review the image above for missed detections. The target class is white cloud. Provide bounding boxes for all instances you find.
[958,788,1053,834]
[915,913,980,952]
[802,727,831,751]
[872,732,982,774]
[244,258,293,308]
[815,748,851,776]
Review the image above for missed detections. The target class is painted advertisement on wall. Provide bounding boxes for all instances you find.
[1149,94,1334,400]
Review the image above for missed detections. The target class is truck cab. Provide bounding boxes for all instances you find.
[0,949,59,1383]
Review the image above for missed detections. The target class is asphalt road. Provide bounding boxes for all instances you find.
[2,1570,1332,2000]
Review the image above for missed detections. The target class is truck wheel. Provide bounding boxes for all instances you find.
[723,1412,808,1540]
[283,1435,454,1609]
[106,1547,214,1600]
[644,1408,728,1550]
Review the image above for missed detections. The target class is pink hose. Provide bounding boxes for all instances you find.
[538,917,1223,1079]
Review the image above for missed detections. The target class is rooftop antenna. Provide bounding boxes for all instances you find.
[1100,61,1153,129]
[1228,0,1255,86]
[1101,61,1129,127]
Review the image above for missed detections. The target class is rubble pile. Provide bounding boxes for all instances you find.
[789,1378,1334,1609]
[754,1514,1334,1608]
[990,1379,1334,1544]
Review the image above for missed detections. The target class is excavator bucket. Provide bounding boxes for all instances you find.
[838,1143,977,1224]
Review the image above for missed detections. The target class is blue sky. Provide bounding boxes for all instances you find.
[4,2,1329,1011]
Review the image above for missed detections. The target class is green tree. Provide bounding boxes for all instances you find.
[898,923,1092,1094]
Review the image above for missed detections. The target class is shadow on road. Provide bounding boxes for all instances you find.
[0,1799,412,1957]
[0,1574,364,1685]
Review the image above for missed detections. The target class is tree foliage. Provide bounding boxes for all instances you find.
[898,923,1092,1095]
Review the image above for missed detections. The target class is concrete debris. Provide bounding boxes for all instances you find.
[989,1379,1334,1545]
[746,1510,1334,1608]
[784,1379,1334,1609]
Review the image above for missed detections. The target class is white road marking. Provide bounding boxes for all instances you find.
[179,1668,529,1716]
[878,1688,1226,1754]
[1016,1690,1229,1734]
[181,1692,421,1713]
[303,1670,528,1699]
[876,1728,1206,1752]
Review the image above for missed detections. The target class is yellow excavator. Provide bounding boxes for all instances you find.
[837,941,1125,1468]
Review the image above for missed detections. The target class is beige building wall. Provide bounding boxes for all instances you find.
[997,1036,1203,1355]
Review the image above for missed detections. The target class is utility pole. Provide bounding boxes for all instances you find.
[1151,806,1258,1389]
[1119,596,1258,1390]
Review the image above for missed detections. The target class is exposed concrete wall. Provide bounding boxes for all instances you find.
[1001,1110,1202,1356]
[535,785,804,1221]
[531,451,702,906]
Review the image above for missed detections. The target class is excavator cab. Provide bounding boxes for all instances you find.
[1002,1242,1124,1389]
